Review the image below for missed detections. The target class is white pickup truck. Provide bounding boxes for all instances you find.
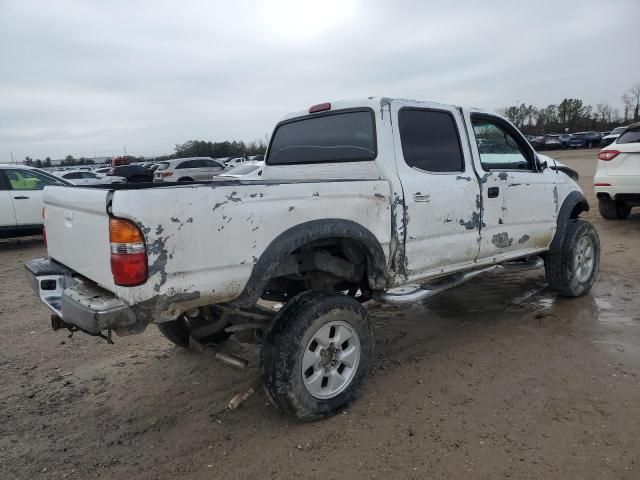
[26,98,599,419]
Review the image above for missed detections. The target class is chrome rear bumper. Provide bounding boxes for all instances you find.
[25,258,143,336]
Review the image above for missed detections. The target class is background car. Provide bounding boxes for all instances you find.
[0,165,70,238]
[569,131,602,148]
[600,126,628,147]
[528,135,546,150]
[224,156,248,168]
[558,133,572,148]
[108,164,154,183]
[153,157,226,182]
[56,170,126,185]
[543,134,563,150]
[594,122,640,219]
[212,162,264,180]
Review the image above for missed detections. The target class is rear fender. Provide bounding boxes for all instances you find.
[230,219,388,307]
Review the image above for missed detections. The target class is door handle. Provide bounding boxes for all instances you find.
[13,196,30,200]
[487,187,499,198]
[413,193,430,202]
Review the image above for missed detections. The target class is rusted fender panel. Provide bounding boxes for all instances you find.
[110,180,392,319]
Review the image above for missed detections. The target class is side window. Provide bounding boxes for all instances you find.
[472,118,533,171]
[398,109,464,172]
[66,173,80,179]
[176,161,192,169]
[202,160,222,168]
[6,169,57,190]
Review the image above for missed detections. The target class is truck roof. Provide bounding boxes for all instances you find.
[279,97,490,122]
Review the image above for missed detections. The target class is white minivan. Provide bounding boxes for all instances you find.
[0,165,69,238]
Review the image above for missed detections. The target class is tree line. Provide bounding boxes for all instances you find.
[498,82,640,135]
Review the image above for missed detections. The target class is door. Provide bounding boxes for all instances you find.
[193,159,210,180]
[463,111,557,260]
[0,172,17,227]
[200,159,224,179]
[392,103,482,280]
[4,168,60,225]
[175,160,197,180]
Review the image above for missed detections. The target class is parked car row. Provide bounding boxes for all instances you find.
[527,127,631,151]
[0,156,265,238]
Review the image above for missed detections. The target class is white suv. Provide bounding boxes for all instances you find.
[0,165,69,238]
[154,157,226,182]
[595,122,640,219]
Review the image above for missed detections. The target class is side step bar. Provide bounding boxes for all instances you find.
[373,256,543,306]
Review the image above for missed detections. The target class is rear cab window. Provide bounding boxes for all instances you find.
[267,109,376,165]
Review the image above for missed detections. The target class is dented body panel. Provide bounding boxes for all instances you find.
[35,97,585,334]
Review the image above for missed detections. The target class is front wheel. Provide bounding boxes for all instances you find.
[261,290,375,420]
[545,219,600,297]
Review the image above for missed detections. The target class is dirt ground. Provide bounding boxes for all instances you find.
[1,149,639,479]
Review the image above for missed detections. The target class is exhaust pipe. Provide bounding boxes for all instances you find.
[188,336,249,370]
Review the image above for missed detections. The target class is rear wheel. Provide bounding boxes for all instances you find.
[545,219,599,297]
[157,307,231,348]
[261,290,374,420]
[598,198,631,220]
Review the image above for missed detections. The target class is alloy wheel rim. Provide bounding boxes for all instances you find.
[574,235,595,283]
[301,320,361,400]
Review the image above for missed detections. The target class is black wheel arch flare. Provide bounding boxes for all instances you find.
[230,219,388,307]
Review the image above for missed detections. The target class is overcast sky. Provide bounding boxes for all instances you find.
[1,0,639,161]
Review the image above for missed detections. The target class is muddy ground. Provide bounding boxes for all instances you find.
[1,149,639,479]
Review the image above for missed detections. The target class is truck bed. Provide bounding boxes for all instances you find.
[43,179,392,321]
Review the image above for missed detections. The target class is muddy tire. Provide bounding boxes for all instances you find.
[157,311,231,348]
[545,219,599,297]
[261,290,374,421]
[598,198,630,220]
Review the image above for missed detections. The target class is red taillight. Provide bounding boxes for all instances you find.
[598,150,620,161]
[109,218,147,286]
[157,171,173,177]
[309,102,331,113]
[110,252,147,286]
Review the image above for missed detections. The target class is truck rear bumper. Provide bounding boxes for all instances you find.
[25,258,146,336]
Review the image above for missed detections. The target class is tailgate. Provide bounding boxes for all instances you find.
[604,144,640,176]
[44,186,115,290]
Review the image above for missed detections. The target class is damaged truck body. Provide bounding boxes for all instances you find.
[26,97,599,419]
